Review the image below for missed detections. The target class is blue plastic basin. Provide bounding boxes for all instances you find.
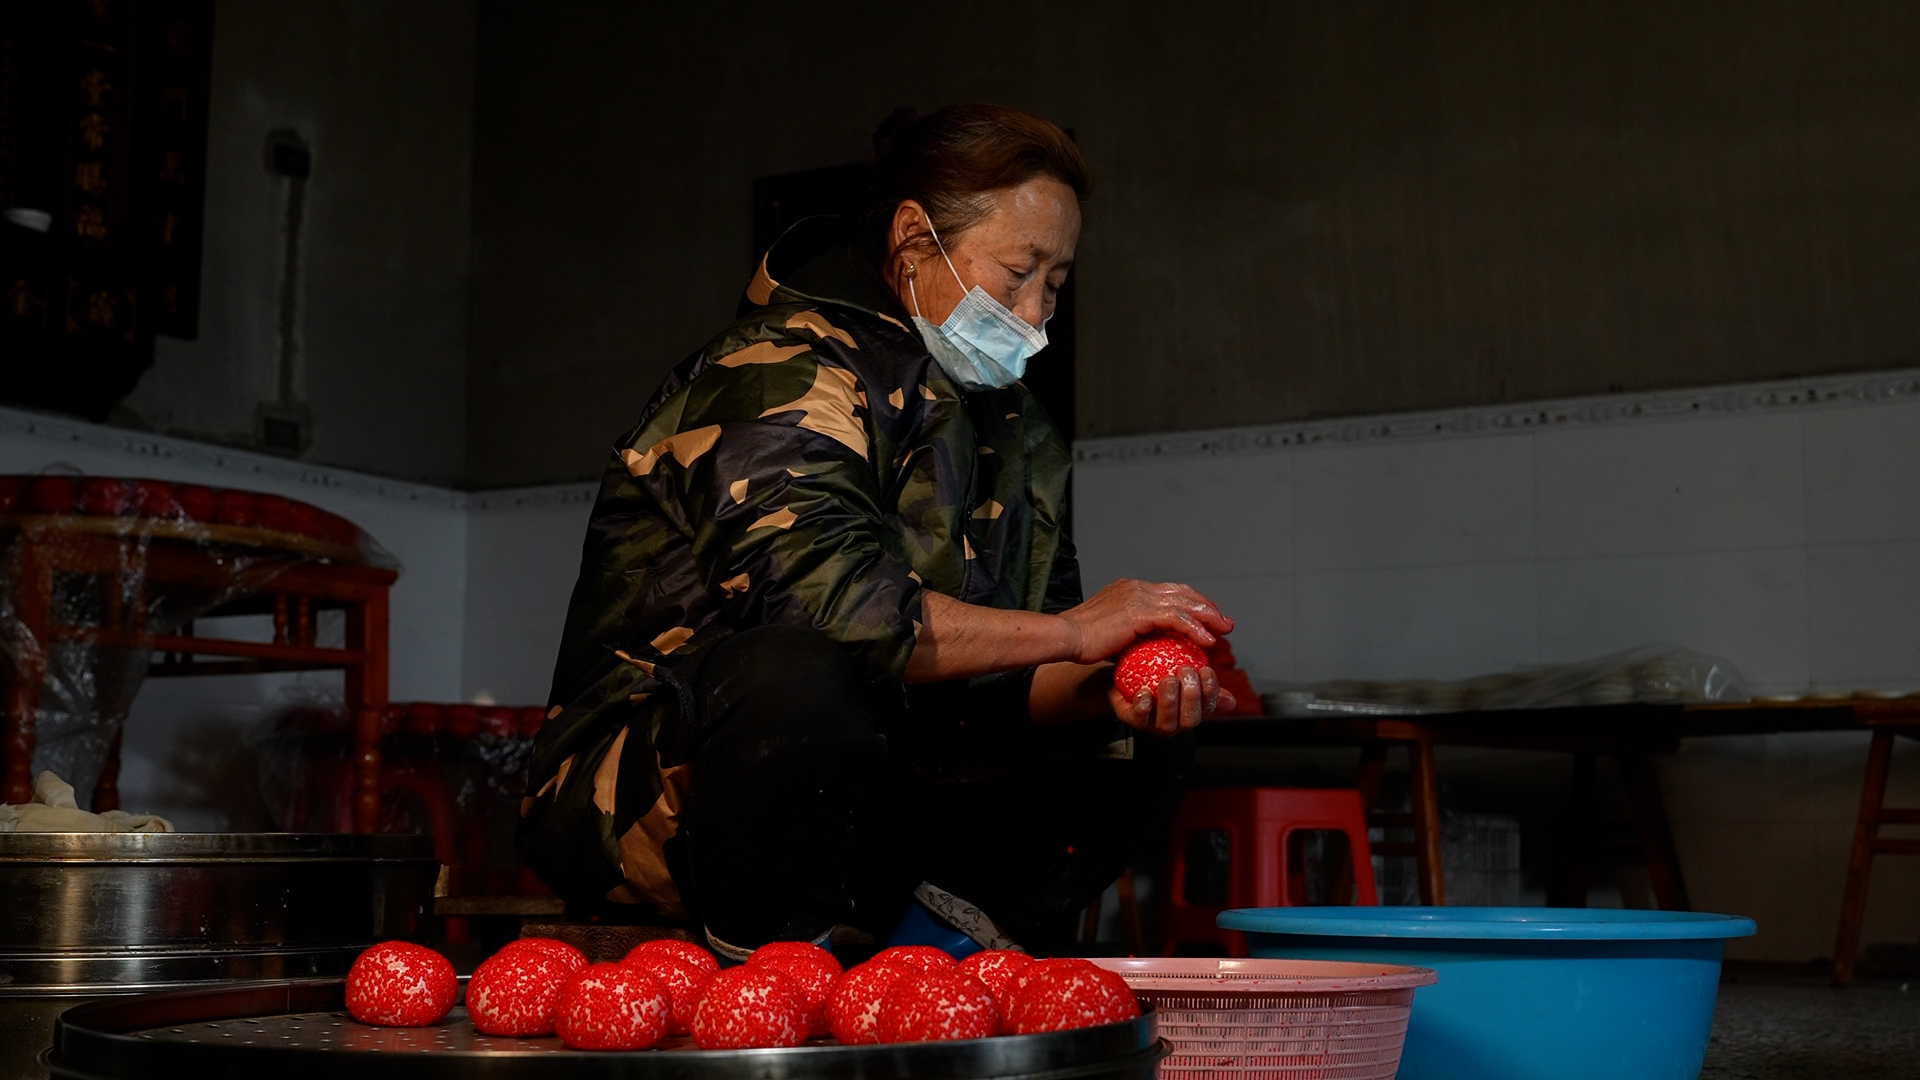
[1217,906,1757,1080]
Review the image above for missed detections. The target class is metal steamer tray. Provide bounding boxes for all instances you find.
[0,833,438,992]
[47,979,1168,1080]
[2,833,438,1080]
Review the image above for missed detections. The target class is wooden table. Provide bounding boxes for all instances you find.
[1,514,397,832]
[1196,697,1920,985]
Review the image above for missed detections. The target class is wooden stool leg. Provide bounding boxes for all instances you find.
[1332,742,1393,903]
[1623,753,1691,911]
[1354,741,1389,812]
[1833,730,1895,987]
[1408,735,1445,905]
[345,589,390,834]
[1561,752,1598,907]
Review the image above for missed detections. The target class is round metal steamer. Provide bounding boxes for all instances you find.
[47,979,1168,1080]
[1,834,437,1080]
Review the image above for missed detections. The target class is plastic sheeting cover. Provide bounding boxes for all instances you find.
[0,472,398,808]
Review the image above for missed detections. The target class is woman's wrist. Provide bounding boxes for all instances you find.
[1049,612,1084,665]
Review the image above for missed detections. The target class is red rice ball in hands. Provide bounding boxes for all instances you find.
[689,965,808,1049]
[1112,634,1210,700]
[344,941,456,1027]
[554,962,672,1050]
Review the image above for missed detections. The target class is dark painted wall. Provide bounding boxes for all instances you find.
[118,0,474,486]
[469,2,1912,487]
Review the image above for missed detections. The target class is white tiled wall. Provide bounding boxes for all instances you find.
[461,484,598,708]
[1076,394,1920,699]
[6,372,1918,960]
[1075,377,1920,961]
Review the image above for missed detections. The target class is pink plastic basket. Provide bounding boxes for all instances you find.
[1089,958,1437,1080]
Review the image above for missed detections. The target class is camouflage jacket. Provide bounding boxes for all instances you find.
[519,219,1080,917]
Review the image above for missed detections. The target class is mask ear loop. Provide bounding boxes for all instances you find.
[923,219,968,293]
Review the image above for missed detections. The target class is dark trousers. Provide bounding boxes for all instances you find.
[678,624,1190,958]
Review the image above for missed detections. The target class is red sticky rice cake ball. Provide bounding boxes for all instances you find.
[467,949,575,1037]
[876,970,998,1043]
[344,941,456,1027]
[870,945,959,973]
[958,949,1035,1025]
[746,941,841,1037]
[825,960,916,1045]
[1003,962,1139,1034]
[554,962,672,1050]
[625,937,719,976]
[624,952,712,1036]
[1006,955,1099,1012]
[498,936,589,974]
[1112,634,1210,700]
[747,940,843,974]
[689,965,808,1050]
[1007,956,1097,995]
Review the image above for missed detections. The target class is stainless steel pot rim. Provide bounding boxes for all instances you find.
[0,946,361,994]
[0,977,306,1000]
[3,943,368,960]
[0,833,436,860]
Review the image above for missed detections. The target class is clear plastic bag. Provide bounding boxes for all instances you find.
[0,470,398,808]
[1264,646,1751,717]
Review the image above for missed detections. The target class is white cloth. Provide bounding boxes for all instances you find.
[0,771,173,832]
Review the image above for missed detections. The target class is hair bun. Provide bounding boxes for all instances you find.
[871,106,920,161]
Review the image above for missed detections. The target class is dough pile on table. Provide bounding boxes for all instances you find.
[0,771,173,832]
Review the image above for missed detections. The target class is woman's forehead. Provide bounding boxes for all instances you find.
[975,179,1081,257]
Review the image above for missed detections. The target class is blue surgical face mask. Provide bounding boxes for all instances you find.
[907,221,1049,392]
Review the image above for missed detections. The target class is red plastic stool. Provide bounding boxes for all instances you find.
[1160,787,1379,957]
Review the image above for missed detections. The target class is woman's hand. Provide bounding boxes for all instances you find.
[911,583,1237,737]
[1029,657,1239,734]
[1057,579,1234,665]
[1106,662,1237,736]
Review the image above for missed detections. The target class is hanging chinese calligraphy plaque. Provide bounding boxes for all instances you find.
[0,0,213,420]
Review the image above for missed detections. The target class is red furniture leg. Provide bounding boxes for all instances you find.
[346,587,390,833]
[1833,730,1896,986]
[1408,734,1445,906]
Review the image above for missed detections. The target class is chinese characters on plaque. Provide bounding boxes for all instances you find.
[0,0,211,419]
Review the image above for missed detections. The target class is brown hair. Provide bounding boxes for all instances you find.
[861,104,1091,266]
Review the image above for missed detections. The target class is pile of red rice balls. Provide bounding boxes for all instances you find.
[344,938,1139,1051]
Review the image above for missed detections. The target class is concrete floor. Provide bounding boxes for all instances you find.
[1703,969,1919,1079]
